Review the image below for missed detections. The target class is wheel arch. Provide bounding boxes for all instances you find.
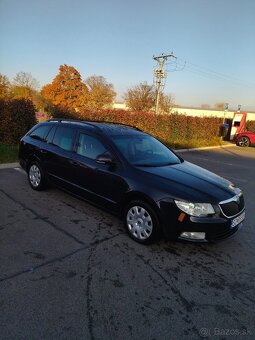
[26,154,42,172]
[121,191,162,221]
[237,135,250,146]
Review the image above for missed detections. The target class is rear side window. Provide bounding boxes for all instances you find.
[76,133,107,159]
[52,126,76,151]
[30,125,51,141]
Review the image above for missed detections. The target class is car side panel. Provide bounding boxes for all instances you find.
[19,136,42,170]
[70,154,128,212]
[250,133,255,144]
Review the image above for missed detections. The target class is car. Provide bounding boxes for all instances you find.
[234,130,255,147]
[19,119,245,244]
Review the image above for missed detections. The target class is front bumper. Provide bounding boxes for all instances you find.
[183,210,245,242]
[159,200,245,242]
[178,220,244,242]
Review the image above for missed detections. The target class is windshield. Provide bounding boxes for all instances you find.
[111,134,181,166]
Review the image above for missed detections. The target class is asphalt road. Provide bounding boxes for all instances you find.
[0,145,254,340]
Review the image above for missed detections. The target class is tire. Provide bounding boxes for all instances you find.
[124,200,160,244]
[28,162,45,191]
[237,136,250,147]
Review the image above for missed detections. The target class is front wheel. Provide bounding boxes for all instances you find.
[237,136,250,147]
[28,162,45,191]
[124,200,160,244]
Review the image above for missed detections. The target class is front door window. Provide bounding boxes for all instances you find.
[77,133,108,159]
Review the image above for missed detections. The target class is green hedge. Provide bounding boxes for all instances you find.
[71,109,222,148]
[51,107,223,148]
[0,101,226,149]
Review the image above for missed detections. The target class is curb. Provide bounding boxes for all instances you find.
[0,162,19,169]
[174,143,236,153]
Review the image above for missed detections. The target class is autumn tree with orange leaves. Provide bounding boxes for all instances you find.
[41,65,88,111]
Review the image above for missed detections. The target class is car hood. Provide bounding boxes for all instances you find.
[136,161,238,203]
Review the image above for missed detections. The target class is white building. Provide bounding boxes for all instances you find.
[112,103,255,121]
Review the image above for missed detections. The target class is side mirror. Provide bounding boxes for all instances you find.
[96,154,115,165]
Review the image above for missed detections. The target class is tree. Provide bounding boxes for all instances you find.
[13,71,39,90]
[201,104,210,109]
[10,85,49,112]
[124,82,155,112]
[41,64,88,110]
[82,75,116,110]
[159,93,174,113]
[0,74,11,99]
[11,85,35,101]
[214,102,225,110]
[124,82,173,113]
[33,92,52,112]
[10,72,41,107]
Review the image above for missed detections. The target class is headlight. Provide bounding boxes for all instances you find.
[175,200,215,217]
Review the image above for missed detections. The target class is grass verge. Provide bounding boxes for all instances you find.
[0,144,19,164]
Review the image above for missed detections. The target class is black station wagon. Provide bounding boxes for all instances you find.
[19,119,245,244]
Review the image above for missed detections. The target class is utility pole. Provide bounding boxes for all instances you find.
[153,53,176,114]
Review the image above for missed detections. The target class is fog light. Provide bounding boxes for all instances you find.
[180,232,206,241]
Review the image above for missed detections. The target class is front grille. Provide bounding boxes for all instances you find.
[219,194,244,217]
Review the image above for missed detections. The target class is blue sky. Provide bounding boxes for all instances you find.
[1,0,255,110]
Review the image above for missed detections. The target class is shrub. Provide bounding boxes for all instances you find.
[50,105,77,119]
[0,99,37,144]
[246,120,255,132]
[58,109,222,149]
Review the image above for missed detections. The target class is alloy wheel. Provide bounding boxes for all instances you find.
[238,137,250,147]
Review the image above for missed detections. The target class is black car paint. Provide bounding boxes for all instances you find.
[19,120,245,241]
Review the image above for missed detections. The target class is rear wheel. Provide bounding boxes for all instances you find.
[237,136,250,147]
[124,200,160,244]
[28,162,45,190]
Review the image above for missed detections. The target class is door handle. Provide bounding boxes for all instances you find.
[69,160,79,166]
[40,149,47,154]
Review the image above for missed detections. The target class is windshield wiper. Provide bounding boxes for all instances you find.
[134,163,158,167]
[134,162,179,167]
[161,162,179,166]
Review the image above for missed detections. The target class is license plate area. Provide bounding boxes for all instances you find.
[231,211,245,228]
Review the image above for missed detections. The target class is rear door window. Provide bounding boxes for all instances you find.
[52,126,76,151]
[30,125,51,141]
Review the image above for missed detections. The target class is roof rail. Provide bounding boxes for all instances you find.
[86,120,142,131]
[47,118,88,124]
[47,118,102,131]
[47,118,142,132]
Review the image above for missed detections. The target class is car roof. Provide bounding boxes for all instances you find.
[46,119,145,136]
[90,122,145,136]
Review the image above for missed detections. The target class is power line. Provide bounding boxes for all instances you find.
[175,58,255,88]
